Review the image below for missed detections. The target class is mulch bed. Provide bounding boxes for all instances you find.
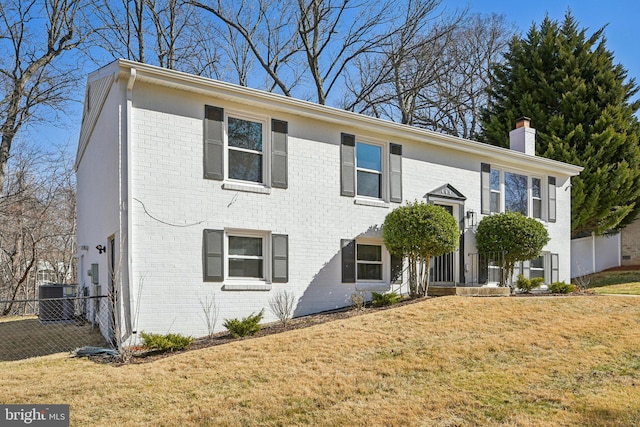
[87,290,595,365]
[91,297,431,365]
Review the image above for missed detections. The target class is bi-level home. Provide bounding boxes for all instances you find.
[76,59,582,341]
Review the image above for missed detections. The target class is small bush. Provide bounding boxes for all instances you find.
[223,310,264,338]
[516,274,545,293]
[140,332,193,352]
[351,291,366,311]
[548,281,577,294]
[372,291,401,307]
[268,290,295,327]
[531,277,545,288]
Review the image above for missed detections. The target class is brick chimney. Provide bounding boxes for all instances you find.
[509,117,535,155]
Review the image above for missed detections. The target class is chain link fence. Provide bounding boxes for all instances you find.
[0,288,112,361]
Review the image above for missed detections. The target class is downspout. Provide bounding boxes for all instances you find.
[591,231,596,274]
[122,67,137,341]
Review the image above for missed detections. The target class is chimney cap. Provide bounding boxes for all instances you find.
[515,117,531,129]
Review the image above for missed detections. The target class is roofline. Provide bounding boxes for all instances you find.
[88,59,583,176]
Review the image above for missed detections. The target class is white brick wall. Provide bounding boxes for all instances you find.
[77,66,579,339]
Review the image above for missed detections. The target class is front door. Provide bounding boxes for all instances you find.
[431,204,460,285]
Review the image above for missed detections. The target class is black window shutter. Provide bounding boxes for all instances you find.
[390,253,403,284]
[551,253,559,283]
[389,143,403,203]
[272,234,288,283]
[203,229,224,282]
[548,176,557,223]
[481,163,491,214]
[204,105,224,180]
[271,119,288,189]
[341,239,356,283]
[341,133,356,197]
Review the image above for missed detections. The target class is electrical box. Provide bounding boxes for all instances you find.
[90,263,99,285]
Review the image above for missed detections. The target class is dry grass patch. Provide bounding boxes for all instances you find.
[1,296,640,426]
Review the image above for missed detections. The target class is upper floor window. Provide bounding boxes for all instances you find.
[481,162,556,221]
[490,169,501,213]
[203,105,289,191]
[227,116,264,184]
[356,142,382,198]
[532,178,542,219]
[504,171,528,215]
[341,133,402,204]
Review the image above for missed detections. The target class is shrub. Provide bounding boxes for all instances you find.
[351,291,366,311]
[516,274,546,293]
[372,291,401,307]
[140,332,193,352]
[383,201,459,298]
[476,211,550,287]
[268,290,295,327]
[531,277,545,288]
[223,310,264,338]
[548,281,577,294]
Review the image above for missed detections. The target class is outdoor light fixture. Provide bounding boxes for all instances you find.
[96,244,106,254]
[465,210,477,229]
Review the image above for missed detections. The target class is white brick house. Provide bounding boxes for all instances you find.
[75,59,582,340]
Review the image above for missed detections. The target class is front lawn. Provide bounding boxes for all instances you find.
[582,269,640,295]
[1,296,640,426]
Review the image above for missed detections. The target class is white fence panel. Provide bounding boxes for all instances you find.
[571,233,620,278]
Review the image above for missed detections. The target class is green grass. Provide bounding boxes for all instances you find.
[582,269,640,295]
[592,282,640,295]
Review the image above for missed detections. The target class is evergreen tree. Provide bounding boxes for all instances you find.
[480,11,640,237]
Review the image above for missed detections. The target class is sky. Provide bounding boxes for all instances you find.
[35,1,640,158]
[450,0,640,89]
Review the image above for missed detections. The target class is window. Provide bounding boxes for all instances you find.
[202,229,288,283]
[356,142,382,198]
[532,178,542,219]
[203,105,289,189]
[482,163,556,221]
[490,169,501,213]
[227,116,264,183]
[505,171,528,215]
[530,255,545,279]
[357,244,383,281]
[228,235,264,279]
[341,134,402,203]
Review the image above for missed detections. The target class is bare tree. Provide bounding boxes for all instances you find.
[88,0,208,74]
[344,11,513,138]
[88,0,147,63]
[342,0,462,122]
[0,143,76,316]
[0,0,86,194]
[190,0,300,96]
[414,13,514,138]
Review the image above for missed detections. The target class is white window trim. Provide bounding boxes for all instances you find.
[487,165,552,223]
[530,176,544,220]
[490,168,501,214]
[354,238,391,292]
[503,170,528,216]
[224,228,271,285]
[355,138,387,202]
[224,110,270,188]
